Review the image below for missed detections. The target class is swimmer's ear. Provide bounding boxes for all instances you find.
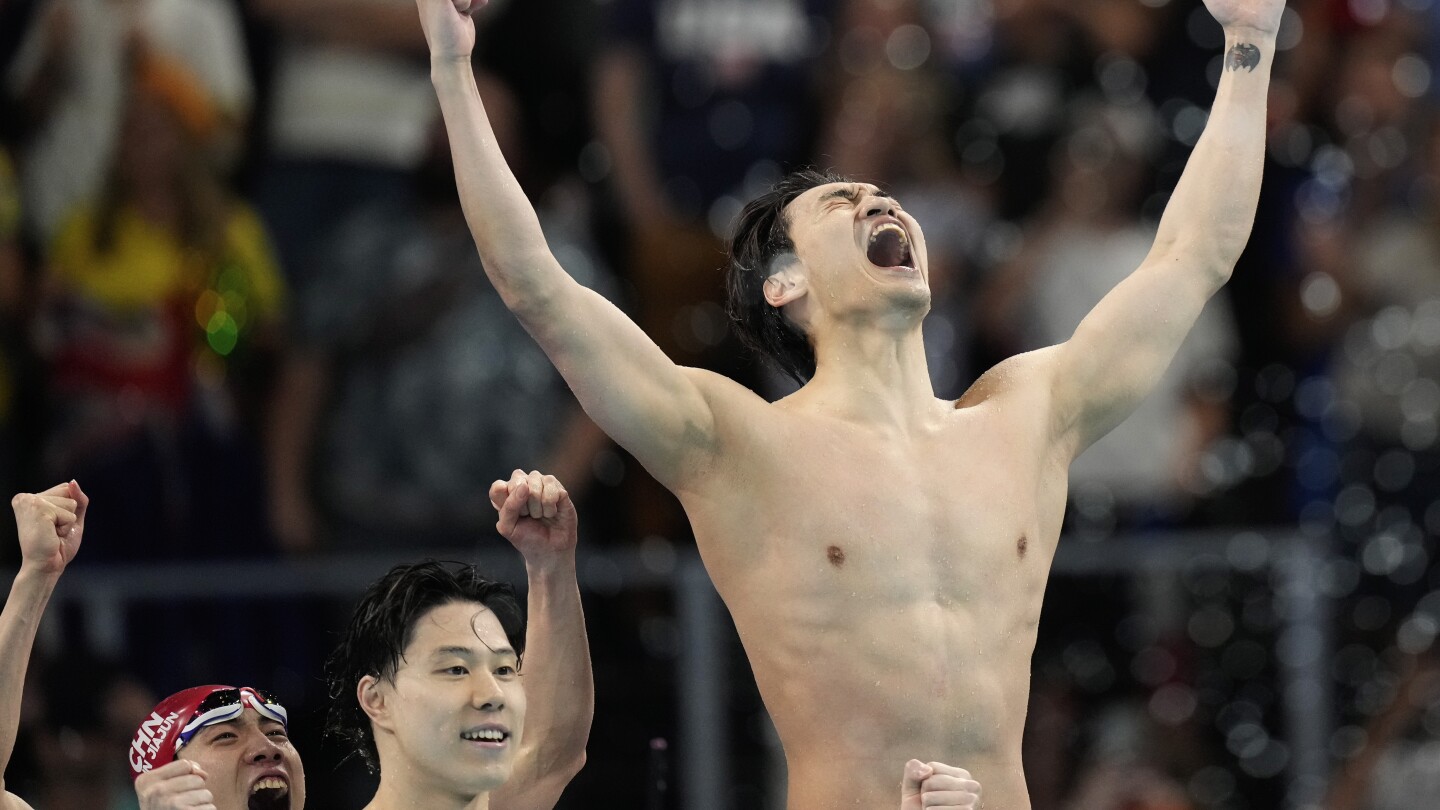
[357,675,392,730]
[763,256,807,309]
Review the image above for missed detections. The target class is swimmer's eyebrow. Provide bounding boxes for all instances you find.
[430,645,518,661]
[819,185,891,205]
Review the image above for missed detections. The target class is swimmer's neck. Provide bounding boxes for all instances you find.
[789,322,944,428]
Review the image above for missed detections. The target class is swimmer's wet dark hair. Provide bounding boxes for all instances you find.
[726,169,854,384]
[323,560,525,773]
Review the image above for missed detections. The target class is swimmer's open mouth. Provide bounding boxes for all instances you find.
[248,776,289,810]
[867,222,914,271]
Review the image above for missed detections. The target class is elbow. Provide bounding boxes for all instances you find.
[1153,237,1241,287]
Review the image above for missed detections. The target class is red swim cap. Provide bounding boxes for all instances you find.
[128,685,289,778]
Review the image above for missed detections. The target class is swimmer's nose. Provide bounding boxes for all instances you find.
[864,199,897,219]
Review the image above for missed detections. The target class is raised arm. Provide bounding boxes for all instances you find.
[415,0,722,488]
[1,482,88,810]
[487,471,592,810]
[1048,0,1283,456]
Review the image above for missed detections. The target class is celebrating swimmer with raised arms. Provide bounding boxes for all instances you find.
[415,0,1283,805]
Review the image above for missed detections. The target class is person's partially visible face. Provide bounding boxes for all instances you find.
[780,182,931,327]
[177,708,305,810]
[379,601,527,796]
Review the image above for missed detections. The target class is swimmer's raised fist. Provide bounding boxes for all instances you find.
[416,0,487,62]
[135,760,215,810]
[900,760,981,810]
[489,470,578,562]
[11,480,87,577]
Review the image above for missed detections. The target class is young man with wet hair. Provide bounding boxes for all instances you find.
[325,470,591,810]
[418,0,1283,803]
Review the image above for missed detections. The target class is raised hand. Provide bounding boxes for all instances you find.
[900,760,981,810]
[134,760,215,810]
[415,0,484,62]
[11,481,87,577]
[489,470,578,562]
[1202,0,1286,36]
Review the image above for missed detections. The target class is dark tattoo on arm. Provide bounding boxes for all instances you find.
[1225,43,1262,72]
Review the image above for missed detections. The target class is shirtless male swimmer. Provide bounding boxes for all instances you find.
[416,0,1283,805]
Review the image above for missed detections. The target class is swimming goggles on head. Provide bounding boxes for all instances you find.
[175,686,289,751]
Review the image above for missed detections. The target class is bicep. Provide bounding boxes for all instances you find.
[1051,251,1224,453]
[516,281,722,488]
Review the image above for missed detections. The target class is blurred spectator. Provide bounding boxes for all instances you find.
[4,0,253,246]
[1327,646,1440,810]
[13,648,153,810]
[1064,703,1195,810]
[0,145,30,562]
[593,0,828,375]
[266,77,612,552]
[980,99,1238,531]
[34,51,286,560]
[959,0,1099,221]
[251,0,436,287]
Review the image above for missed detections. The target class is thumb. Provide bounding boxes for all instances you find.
[901,759,932,796]
[488,479,509,510]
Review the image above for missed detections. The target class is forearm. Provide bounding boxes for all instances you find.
[1152,29,1276,271]
[517,556,592,776]
[430,59,562,311]
[0,568,58,787]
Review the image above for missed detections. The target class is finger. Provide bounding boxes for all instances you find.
[540,474,564,519]
[921,775,978,791]
[38,494,77,513]
[921,790,977,808]
[925,763,971,780]
[901,759,931,796]
[497,480,529,536]
[144,759,204,780]
[49,506,78,529]
[70,480,89,525]
[173,788,215,808]
[36,482,73,498]
[525,470,544,519]
[36,493,76,511]
[489,479,509,510]
[160,773,208,791]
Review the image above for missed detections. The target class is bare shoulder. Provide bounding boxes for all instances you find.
[955,347,1062,411]
[671,365,783,480]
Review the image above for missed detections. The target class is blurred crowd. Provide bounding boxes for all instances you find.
[0,0,1438,807]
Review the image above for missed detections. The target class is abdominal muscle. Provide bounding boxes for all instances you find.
[710,536,1044,810]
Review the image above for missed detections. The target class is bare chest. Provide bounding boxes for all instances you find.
[692,413,1061,604]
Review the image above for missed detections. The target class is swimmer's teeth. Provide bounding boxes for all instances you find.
[869,222,909,247]
[251,777,287,795]
[462,729,506,742]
